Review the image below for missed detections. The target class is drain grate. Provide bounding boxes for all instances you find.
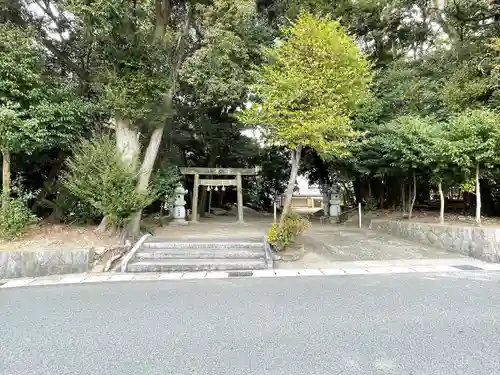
[227,271,253,277]
[452,265,484,271]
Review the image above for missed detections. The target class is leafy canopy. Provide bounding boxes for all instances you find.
[445,109,500,171]
[0,22,93,154]
[240,12,372,156]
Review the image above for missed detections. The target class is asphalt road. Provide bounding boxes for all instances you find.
[2,272,500,375]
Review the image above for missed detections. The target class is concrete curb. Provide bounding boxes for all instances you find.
[2,261,500,289]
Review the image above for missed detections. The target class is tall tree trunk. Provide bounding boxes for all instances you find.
[128,2,193,237]
[2,148,10,210]
[279,145,302,226]
[401,179,406,214]
[476,162,481,226]
[409,171,417,220]
[438,179,444,225]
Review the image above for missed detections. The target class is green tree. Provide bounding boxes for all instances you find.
[240,12,371,223]
[0,23,90,210]
[445,109,500,225]
[374,116,444,219]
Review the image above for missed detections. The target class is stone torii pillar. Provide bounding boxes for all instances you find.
[236,172,243,223]
[192,173,200,223]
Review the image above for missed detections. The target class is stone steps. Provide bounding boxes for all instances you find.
[127,259,268,272]
[142,241,263,249]
[135,248,265,260]
[124,237,273,273]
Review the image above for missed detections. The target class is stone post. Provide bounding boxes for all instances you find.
[236,172,244,223]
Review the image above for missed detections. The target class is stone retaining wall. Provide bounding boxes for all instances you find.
[369,219,500,262]
[0,248,93,279]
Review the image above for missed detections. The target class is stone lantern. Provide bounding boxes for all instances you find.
[329,184,341,219]
[171,184,188,225]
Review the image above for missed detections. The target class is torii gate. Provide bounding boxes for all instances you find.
[179,167,260,223]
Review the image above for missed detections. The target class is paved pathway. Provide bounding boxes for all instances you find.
[297,224,465,263]
[153,216,478,267]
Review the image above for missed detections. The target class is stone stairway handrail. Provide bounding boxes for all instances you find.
[120,233,152,272]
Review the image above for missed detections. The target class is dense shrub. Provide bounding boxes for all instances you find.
[0,197,38,239]
[52,189,102,224]
[62,134,155,229]
[267,212,311,251]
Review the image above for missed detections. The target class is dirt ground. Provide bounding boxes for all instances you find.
[0,222,119,251]
[0,209,272,252]
[3,206,500,253]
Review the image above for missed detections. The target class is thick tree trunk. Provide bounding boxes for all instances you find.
[279,145,302,226]
[115,116,140,168]
[2,148,10,210]
[476,162,481,226]
[438,179,444,225]
[128,3,193,237]
[409,171,417,220]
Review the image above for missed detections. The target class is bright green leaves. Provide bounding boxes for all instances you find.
[374,116,442,174]
[240,12,371,156]
[445,109,500,171]
[369,109,500,184]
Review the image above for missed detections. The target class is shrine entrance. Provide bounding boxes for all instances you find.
[179,167,260,223]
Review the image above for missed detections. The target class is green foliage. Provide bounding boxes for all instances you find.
[181,0,272,105]
[53,191,102,224]
[267,212,310,251]
[374,116,442,173]
[62,134,155,228]
[460,179,476,193]
[250,146,291,207]
[0,197,38,239]
[240,12,372,156]
[445,109,500,171]
[0,23,92,154]
[66,0,173,123]
[151,164,181,200]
